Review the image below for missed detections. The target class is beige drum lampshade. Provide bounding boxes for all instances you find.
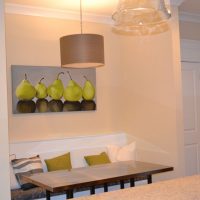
[60,34,105,68]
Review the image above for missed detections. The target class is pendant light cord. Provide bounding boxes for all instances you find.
[80,0,83,34]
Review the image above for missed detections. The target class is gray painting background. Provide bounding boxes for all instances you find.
[11,65,96,114]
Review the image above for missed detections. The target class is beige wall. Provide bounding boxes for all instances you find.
[6,15,121,141]
[0,0,11,199]
[110,7,184,178]
[6,6,184,178]
[180,21,200,40]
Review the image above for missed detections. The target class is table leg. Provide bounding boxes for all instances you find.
[104,183,108,192]
[130,178,135,187]
[90,186,95,195]
[120,180,125,189]
[46,190,51,200]
[67,189,73,199]
[147,175,152,184]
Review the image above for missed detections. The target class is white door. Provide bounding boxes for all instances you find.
[182,61,200,176]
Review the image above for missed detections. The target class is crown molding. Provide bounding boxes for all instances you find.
[179,11,200,23]
[5,3,113,25]
[5,2,189,24]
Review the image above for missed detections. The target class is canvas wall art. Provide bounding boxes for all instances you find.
[11,65,96,114]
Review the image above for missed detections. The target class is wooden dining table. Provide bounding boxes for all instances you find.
[23,160,173,200]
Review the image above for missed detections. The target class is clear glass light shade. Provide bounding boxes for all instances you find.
[112,0,171,32]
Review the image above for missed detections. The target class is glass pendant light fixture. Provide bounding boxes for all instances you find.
[112,0,171,33]
[60,0,105,68]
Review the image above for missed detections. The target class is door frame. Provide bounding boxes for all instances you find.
[0,0,11,199]
[181,39,200,63]
[181,39,200,176]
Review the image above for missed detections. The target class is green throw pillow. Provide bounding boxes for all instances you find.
[45,152,72,172]
[84,152,111,166]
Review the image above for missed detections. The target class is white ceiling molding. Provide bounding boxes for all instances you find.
[5,1,187,24]
[179,11,200,23]
[5,3,113,25]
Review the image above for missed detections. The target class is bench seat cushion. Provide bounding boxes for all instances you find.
[11,187,46,200]
[11,187,66,200]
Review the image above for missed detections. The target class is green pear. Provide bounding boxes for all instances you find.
[16,74,36,100]
[35,77,47,99]
[63,71,82,102]
[47,72,64,100]
[82,76,95,100]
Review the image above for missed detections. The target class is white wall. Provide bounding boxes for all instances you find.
[0,0,11,199]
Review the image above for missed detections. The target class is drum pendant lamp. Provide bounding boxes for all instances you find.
[60,0,105,68]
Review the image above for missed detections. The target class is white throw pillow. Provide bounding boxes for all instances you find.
[107,142,136,162]
[9,155,21,190]
[106,145,119,162]
[10,163,21,190]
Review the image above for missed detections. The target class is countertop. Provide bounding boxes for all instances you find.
[74,175,200,200]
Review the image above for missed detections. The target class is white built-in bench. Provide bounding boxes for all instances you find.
[9,133,148,200]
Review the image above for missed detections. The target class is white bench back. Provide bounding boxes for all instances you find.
[10,132,127,158]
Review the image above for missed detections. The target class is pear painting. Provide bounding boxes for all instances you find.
[36,99,48,112]
[35,77,47,99]
[15,74,37,113]
[47,72,64,100]
[82,76,95,100]
[64,71,82,102]
[81,76,96,111]
[12,65,96,114]
[16,74,36,100]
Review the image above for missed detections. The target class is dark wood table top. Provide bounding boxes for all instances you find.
[24,160,173,192]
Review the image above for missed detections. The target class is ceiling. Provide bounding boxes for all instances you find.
[5,0,119,16]
[5,0,200,16]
